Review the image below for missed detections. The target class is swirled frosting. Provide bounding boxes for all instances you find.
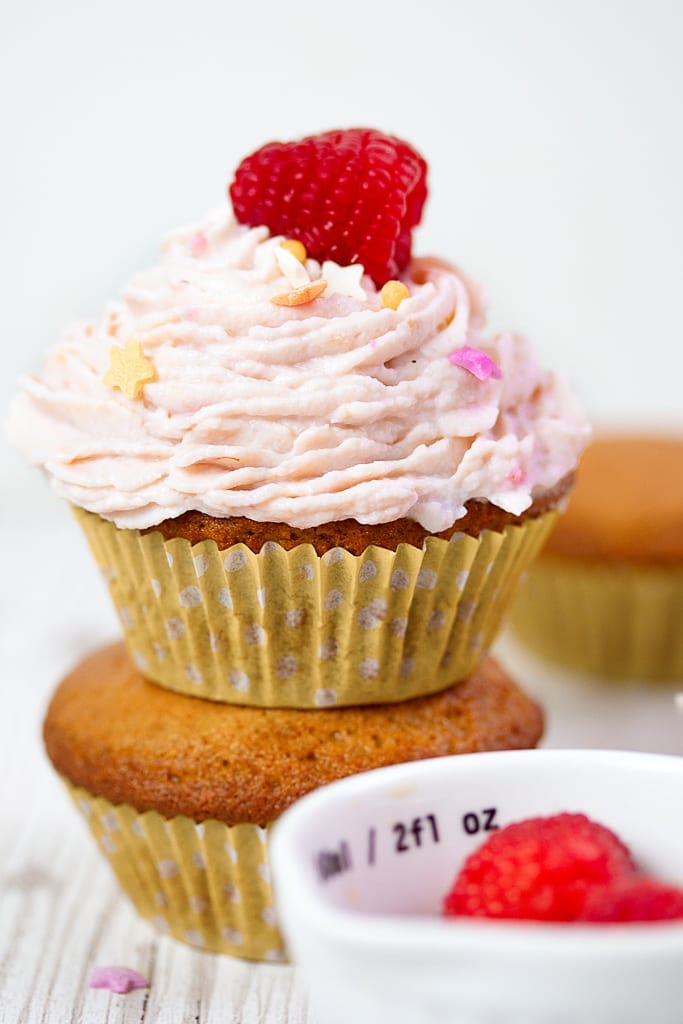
[8,207,589,531]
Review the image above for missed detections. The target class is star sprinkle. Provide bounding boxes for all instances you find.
[88,966,149,994]
[321,260,366,300]
[103,341,157,400]
[380,279,410,310]
[448,345,502,382]
[275,245,310,288]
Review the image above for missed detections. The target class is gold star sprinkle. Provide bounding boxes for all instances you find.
[380,280,410,310]
[103,341,157,400]
[321,260,367,300]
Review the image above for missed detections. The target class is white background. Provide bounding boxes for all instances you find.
[2,0,683,515]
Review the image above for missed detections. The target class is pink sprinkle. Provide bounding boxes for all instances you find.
[368,339,377,348]
[88,967,149,994]
[506,467,527,486]
[448,345,502,382]
[189,231,208,257]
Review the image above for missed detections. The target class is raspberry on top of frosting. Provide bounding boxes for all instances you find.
[229,128,428,288]
[7,129,590,532]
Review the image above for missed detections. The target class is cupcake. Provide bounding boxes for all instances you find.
[9,128,589,706]
[43,642,544,960]
[509,435,683,680]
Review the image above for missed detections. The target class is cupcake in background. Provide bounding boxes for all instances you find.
[8,128,589,707]
[43,643,544,960]
[509,436,683,681]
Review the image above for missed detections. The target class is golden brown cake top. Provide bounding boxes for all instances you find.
[146,473,573,555]
[544,436,683,563]
[44,643,543,825]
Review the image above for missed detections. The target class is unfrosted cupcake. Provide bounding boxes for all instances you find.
[9,128,589,706]
[43,642,544,960]
[510,435,683,680]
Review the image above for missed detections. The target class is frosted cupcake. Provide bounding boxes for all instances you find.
[9,128,589,706]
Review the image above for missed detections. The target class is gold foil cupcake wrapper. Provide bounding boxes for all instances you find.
[74,507,555,707]
[64,782,285,962]
[510,557,683,681]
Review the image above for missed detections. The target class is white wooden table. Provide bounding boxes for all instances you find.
[2,505,681,1023]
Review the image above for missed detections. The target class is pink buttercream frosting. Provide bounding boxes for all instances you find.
[8,207,589,531]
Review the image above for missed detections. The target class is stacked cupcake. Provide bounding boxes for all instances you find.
[9,129,589,960]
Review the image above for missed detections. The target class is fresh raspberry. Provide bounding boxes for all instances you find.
[229,128,428,288]
[579,876,683,923]
[443,813,636,923]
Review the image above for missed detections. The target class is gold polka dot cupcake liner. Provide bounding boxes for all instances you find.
[74,507,556,707]
[64,781,286,962]
[510,558,683,681]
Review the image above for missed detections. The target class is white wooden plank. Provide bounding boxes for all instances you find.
[0,795,315,1024]
[0,519,314,1024]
